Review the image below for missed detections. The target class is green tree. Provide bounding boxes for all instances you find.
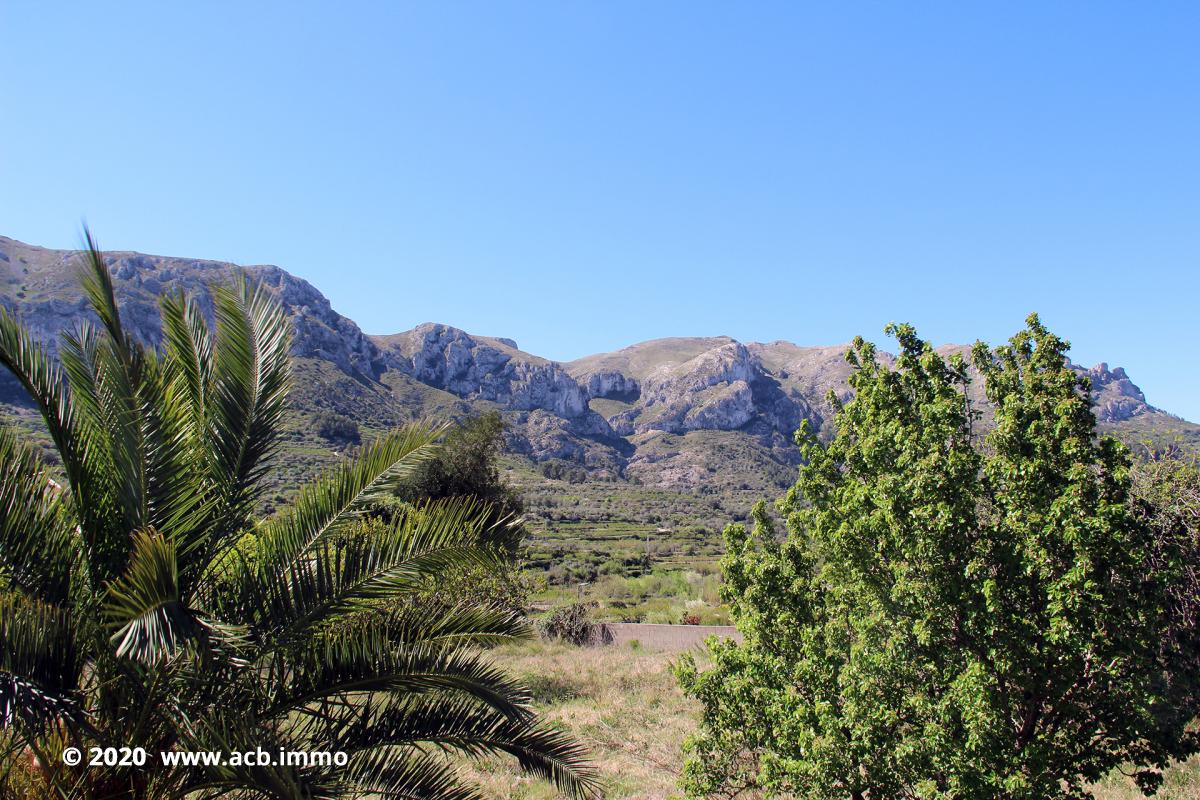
[0,234,598,799]
[396,411,525,553]
[1130,458,1200,742]
[314,411,361,446]
[677,316,1197,799]
[377,411,537,616]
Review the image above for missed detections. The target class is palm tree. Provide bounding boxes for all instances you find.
[0,233,599,799]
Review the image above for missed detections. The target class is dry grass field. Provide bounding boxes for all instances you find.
[462,640,1200,800]
[458,640,702,799]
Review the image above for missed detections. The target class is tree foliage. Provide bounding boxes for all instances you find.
[314,411,361,446]
[677,316,1199,799]
[396,411,525,552]
[1130,457,1200,737]
[370,411,537,616]
[0,233,598,799]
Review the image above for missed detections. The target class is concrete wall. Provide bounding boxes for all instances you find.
[599,622,743,651]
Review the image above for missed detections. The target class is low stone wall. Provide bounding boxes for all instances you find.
[599,622,743,651]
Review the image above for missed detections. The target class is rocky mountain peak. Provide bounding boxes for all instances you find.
[0,237,381,379]
[644,341,758,394]
[601,339,815,439]
[3,234,1196,491]
[1079,361,1154,422]
[372,323,602,425]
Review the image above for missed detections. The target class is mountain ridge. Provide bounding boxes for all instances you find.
[3,234,1197,496]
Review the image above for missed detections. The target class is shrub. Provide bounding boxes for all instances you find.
[313,410,360,444]
[540,459,589,483]
[537,603,613,646]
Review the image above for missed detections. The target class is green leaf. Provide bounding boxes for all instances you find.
[104,529,200,663]
[0,427,76,602]
[0,594,83,736]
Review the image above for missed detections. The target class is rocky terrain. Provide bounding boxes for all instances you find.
[3,234,1198,496]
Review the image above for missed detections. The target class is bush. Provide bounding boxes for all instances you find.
[314,411,360,444]
[540,459,590,484]
[536,603,613,646]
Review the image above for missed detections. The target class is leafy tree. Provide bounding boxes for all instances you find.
[1130,458,1200,741]
[0,234,598,799]
[539,461,589,485]
[396,411,525,553]
[371,411,538,616]
[677,316,1197,799]
[314,411,361,445]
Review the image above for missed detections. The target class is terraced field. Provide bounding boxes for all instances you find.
[508,459,740,582]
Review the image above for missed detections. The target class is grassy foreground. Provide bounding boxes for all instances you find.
[458,641,701,799]
[461,641,1200,800]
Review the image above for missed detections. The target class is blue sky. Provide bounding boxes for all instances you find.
[2,2,1198,420]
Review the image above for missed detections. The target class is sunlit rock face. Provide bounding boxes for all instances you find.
[604,341,817,437]
[0,238,384,380]
[1079,362,1155,422]
[377,323,598,421]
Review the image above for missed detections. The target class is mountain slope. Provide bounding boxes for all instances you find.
[3,234,1197,503]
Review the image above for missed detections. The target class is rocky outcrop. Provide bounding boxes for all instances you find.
[624,341,816,437]
[0,238,383,379]
[1080,362,1154,422]
[372,323,617,448]
[644,342,758,396]
[377,323,596,419]
[253,265,382,378]
[582,370,640,401]
[684,381,755,429]
[504,409,626,471]
[630,343,758,434]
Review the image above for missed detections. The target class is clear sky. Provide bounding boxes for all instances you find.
[2,2,1198,420]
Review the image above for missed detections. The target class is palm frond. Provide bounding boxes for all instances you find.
[159,290,214,429]
[142,350,218,542]
[60,316,202,576]
[0,594,84,736]
[170,716,317,800]
[248,424,445,580]
[338,749,484,800]
[59,323,118,439]
[207,276,292,527]
[374,601,531,648]
[231,497,500,638]
[262,635,531,724]
[72,233,153,533]
[0,428,76,603]
[0,307,100,532]
[318,694,602,800]
[104,529,202,663]
[75,228,129,349]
